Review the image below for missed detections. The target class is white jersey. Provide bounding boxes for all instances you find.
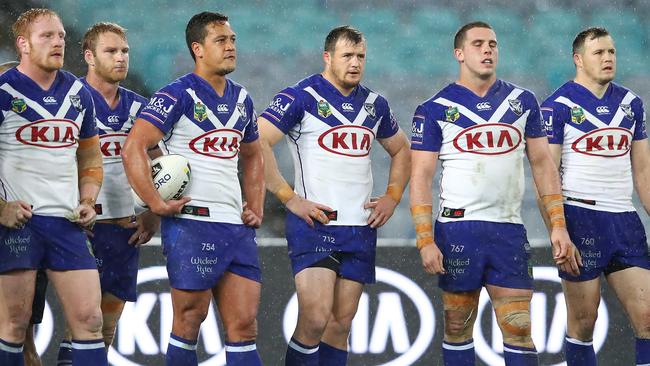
[138,73,258,224]
[542,81,646,212]
[0,68,96,216]
[260,74,399,226]
[411,80,546,224]
[82,78,147,219]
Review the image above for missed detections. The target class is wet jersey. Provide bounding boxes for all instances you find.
[411,80,546,224]
[261,74,399,226]
[82,78,147,219]
[541,81,646,212]
[138,73,258,224]
[0,68,97,216]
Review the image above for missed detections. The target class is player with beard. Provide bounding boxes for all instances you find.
[0,8,107,366]
[53,22,160,365]
[0,60,46,366]
[258,26,411,365]
[541,27,650,366]
[410,21,579,366]
[123,11,265,366]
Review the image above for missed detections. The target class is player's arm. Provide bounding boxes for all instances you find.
[534,143,562,231]
[240,139,265,228]
[632,138,650,215]
[74,135,103,228]
[366,129,410,228]
[122,120,190,216]
[258,116,332,227]
[126,136,164,246]
[526,136,581,275]
[410,150,445,274]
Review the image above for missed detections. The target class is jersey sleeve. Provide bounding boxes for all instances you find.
[410,103,442,152]
[541,99,567,144]
[376,98,399,139]
[138,85,185,134]
[633,98,647,140]
[79,87,98,138]
[242,95,259,143]
[524,92,546,138]
[259,87,305,134]
[0,88,9,125]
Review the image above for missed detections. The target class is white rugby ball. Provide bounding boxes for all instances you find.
[133,154,191,207]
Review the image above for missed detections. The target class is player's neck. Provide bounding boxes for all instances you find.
[321,72,354,96]
[573,75,610,99]
[85,72,120,108]
[194,68,227,96]
[16,62,58,91]
[456,74,496,98]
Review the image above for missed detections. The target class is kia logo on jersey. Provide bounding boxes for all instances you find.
[189,128,242,159]
[318,125,375,157]
[99,133,128,158]
[571,127,632,157]
[16,119,78,148]
[453,123,522,155]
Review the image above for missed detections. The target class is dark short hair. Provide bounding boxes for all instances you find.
[573,27,610,54]
[324,26,365,53]
[454,21,493,49]
[185,11,229,61]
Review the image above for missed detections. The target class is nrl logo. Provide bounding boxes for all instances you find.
[193,102,207,122]
[236,102,247,121]
[11,98,26,113]
[571,106,586,124]
[508,99,523,116]
[620,104,634,120]
[317,100,331,118]
[364,102,376,120]
[70,95,83,112]
[445,106,459,122]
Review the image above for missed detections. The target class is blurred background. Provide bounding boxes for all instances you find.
[2,0,649,241]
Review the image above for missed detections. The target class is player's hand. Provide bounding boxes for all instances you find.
[128,211,160,246]
[241,202,263,228]
[285,196,333,228]
[420,243,446,275]
[0,200,32,229]
[70,201,97,230]
[364,195,398,228]
[150,196,192,216]
[550,226,582,276]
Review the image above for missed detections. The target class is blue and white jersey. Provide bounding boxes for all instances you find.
[0,68,97,216]
[542,81,646,213]
[411,80,545,224]
[138,73,258,224]
[81,78,147,219]
[261,74,399,226]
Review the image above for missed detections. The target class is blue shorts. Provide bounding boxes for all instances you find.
[562,205,650,281]
[91,223,139,302]
[434,220,533,292]
[286,212,377,284]
[161,218,261,290]
[0,215,96,273]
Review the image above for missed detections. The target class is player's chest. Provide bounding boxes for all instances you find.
[96,112,134,159]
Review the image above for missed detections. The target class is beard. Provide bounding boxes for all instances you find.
[215,64,235,76]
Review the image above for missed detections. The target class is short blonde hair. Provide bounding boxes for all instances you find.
[82,22,127,54]
[11,8,61,56]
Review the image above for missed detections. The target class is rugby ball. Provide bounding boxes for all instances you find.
[133,154,191,207]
